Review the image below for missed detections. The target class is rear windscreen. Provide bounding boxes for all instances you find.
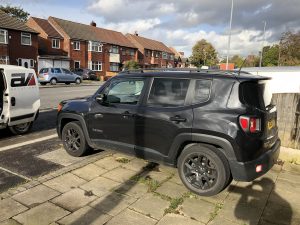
[240,80,273,110]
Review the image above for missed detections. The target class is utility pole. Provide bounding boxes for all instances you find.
[259,21,267,67]
[226,0,234,70]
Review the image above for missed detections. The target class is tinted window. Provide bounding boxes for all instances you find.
[62,68,71,74]
[193,79,212,104]
[147,78,189,107]
[51,68,62,74]
[106,79,145,105]
[39,68,48,73]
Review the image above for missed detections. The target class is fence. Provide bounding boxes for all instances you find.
[273,93,300,149]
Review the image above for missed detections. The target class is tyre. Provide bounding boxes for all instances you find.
[50,78,57,85]
[177,144,231,196]
[75,78,81,85]
[9,122,33,135]
[62,121,89,157]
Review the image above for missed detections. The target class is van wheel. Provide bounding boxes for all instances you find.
[75,78,81,85]
[62,121,88,157]
[50,78,57,85]
[177,144,231,196]
[9,122,33,135]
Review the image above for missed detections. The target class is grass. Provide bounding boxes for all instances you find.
[164,197,184,214]
[130,174,160,192]
[115,157,130,163]
[209,203,223,221]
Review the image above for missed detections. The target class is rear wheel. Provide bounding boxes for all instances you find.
[9,122,33,135]
[50,78,57,85]
[177,144,231,196]
[75,78,81,85]
[62,121,89,157]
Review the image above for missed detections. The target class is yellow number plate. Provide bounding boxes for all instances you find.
[267,120,275,130]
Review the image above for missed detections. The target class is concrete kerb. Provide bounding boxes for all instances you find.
[0,152,113,200]
[38,81,104,89]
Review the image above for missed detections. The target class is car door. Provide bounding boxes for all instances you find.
[52,68,64,82]
[88,77,147,154]
[62,68,74,82]
[134,77,193,161]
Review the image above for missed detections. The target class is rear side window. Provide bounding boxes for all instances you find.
[51,68,61,74]
[147,78,190,107]
[192,79,212,104]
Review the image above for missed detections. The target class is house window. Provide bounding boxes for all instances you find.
[74,61,80,69]
[0,29,8,44]
[88,41,102,52]
[88,61,102,71]
[110,45,119,54]
[110,62,119,72]
[122,49,126,55]
[129,49,135,56]
[0,56,9,64]
[73,41,80,50]
[170,54,174,60]
[21,32,31,45]
[162,52,168,59]
[52,39,60,49]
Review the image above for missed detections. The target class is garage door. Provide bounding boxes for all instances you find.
[38,59,53,72]
[54,60,70,69]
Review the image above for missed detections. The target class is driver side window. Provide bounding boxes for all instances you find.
[104,79,145,105]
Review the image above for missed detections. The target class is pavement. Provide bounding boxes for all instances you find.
[0,149,299,225]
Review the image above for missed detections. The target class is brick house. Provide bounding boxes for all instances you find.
[126,33,175,68]
[0,10,38,70]
[41,17,138,80]
[26,17,70,71]
[169,47,190,68]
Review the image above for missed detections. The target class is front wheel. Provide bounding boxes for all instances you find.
[62,121,89,157]
[9,122,33,135]
[75,78,81,85]
[177,144,231,196]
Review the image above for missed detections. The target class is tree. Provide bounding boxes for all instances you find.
[230,55,244,68]
[0,5,30,22]
[244,55,260,67]
[190,39,218,67]
[124,60,140,70]
[278,31,300,66]
[262,45,279,67]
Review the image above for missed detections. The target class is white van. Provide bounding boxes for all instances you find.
[0,65,40,134]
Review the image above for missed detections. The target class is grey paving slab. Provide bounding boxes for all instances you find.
[71,163,108,181]
[282,163,300,174]
[140,170,170,183]
[121,159,148,172]
[58,205,112,225]
[37,148,82,166]
[129,193,170,219]
[43,172,86,193]
[13,202,69,225]
[12,185,60,207]
[156,181,188,198]
[277,170,300,184]
[0,219,21,225]
[181,198,216,224]
[0,198,28,222]
[51,188,97,212]
[102,167,138,183]
[157,214,204,225]
[105,208,157,225]
[89,192,136,216]
[208,216,241,225]
[168,173,183,185]
[93,156,122,170]
[80,177,120,197]
[113,180,148,198]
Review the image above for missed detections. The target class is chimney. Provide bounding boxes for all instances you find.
[90,21,96,27]
[134,31,138,36]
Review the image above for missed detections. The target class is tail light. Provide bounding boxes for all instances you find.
[239,116,261,133]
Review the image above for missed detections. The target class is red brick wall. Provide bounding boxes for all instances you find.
[69,40,88,69]
[0,43,9,57]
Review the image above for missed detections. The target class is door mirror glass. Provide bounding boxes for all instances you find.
[96,93,106,103]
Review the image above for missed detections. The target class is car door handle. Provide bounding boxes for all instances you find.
[95,113,103,119]
[11,97,16,106]
[122,111,135,118]
[170,115,186,123]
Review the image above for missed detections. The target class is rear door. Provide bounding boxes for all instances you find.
[135,77,193,159]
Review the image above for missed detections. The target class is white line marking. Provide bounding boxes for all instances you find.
[0,134,58,152]
[0,166,32,181]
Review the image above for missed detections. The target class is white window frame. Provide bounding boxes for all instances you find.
[88,61,102,71]
[88,41,102,52]
[0,56,9,64]
[74,60,80,69]
[21,32,32,46]
[52,38,60,49]
[0,29,8,44]
[73,41,80,50]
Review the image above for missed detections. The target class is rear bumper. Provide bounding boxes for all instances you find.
[229,139,281,181]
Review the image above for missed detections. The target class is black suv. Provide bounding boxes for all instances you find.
[57,69,280,196]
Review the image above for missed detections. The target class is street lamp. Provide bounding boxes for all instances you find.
[259,21,267,67]
[226,0,234,70]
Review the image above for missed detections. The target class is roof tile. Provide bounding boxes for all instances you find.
[31,17,62,38]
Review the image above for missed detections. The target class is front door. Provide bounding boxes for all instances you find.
[88,77,146,153]
[20,59,32,68]
[135,77,193,160]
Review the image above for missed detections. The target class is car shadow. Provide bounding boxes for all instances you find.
[229,177,292,225]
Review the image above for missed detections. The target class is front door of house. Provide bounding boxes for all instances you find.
[19,59,32,68]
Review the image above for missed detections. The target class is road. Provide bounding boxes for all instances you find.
[0,84,104,192]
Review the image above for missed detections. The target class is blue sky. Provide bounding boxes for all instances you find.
[1,0,300,57]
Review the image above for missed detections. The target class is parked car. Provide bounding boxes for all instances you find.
[72,68,98,80]
[0,65,40,134]
[56,69,280,196]
[38,68,82,85]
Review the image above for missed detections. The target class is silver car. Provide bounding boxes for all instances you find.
[38,68,82,85]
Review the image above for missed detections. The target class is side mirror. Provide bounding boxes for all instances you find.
[96,93,106,103]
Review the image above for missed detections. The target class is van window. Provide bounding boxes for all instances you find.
[147,78,190,107]
[193,79,212,104]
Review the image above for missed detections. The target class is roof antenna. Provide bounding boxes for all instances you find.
[238,57,247,76]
